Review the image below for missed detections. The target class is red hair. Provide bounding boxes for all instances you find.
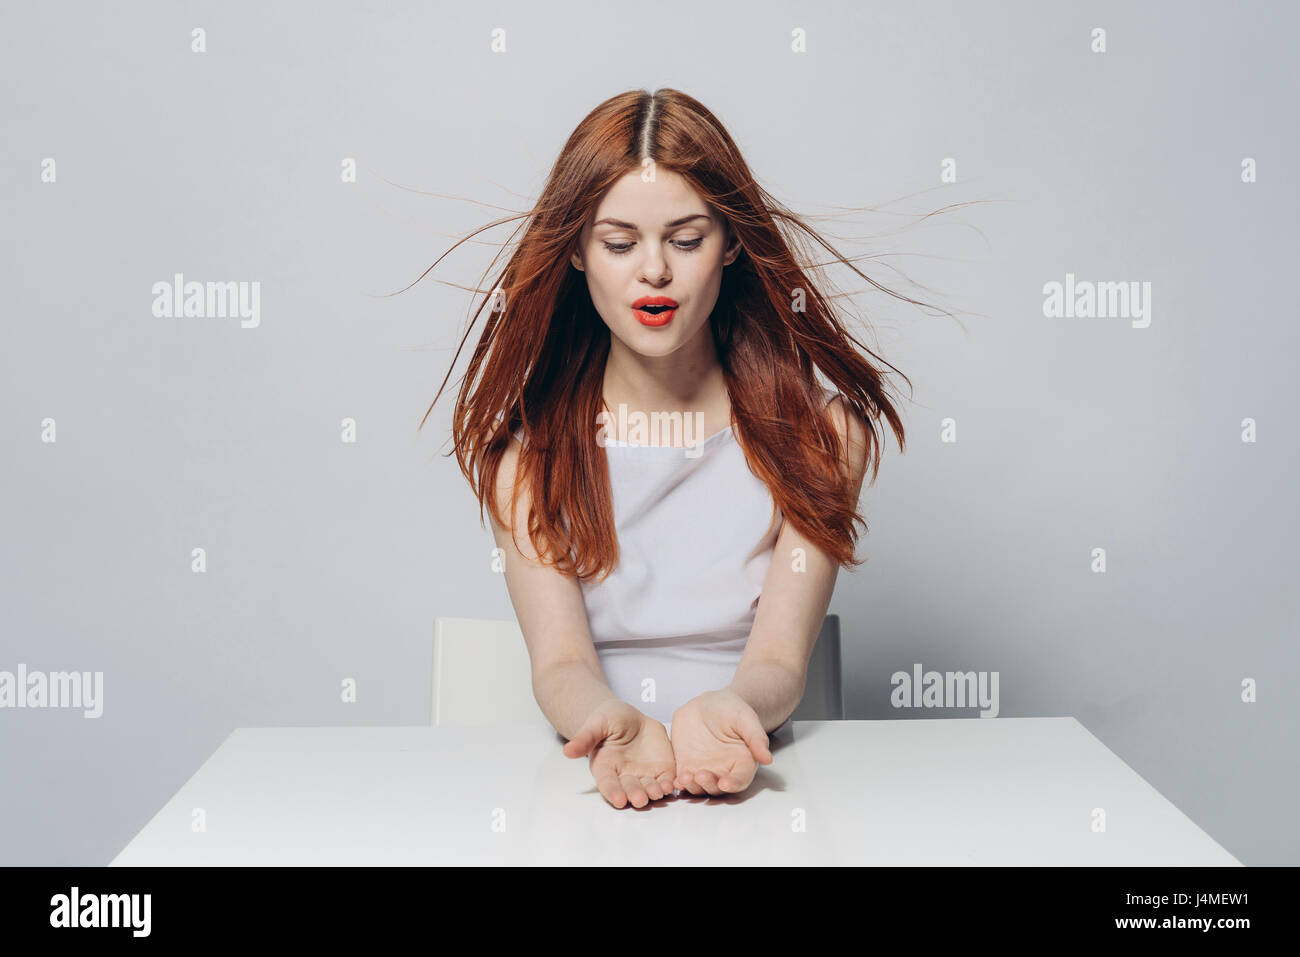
[411,88,952,582]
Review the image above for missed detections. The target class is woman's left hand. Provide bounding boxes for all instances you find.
[669,689,773,796]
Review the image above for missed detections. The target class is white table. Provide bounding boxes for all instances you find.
[109,717,1241,866]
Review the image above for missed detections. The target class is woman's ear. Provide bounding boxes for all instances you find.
[722,227,742,267]
[570,248,585,272]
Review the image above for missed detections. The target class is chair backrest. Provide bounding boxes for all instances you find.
[431,614,844,727]
[430,617,550,728]
[790,614,844,721]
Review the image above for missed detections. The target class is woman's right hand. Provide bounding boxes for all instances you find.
[562,699,677,808]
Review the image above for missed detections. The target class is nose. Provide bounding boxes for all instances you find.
[638,247,671,284]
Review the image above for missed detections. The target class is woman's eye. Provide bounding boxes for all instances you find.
[601,239,704,256]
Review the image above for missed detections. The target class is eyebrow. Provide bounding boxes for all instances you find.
[592,213,712,230]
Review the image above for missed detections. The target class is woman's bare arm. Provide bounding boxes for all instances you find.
[487,435,624,741]
[728,396,871,732]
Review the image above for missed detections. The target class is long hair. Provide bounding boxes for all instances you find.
[410,88,951,583]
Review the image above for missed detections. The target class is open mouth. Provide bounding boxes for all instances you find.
[632,297,679,325]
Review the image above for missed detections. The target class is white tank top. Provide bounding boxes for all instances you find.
[578,385,838,733]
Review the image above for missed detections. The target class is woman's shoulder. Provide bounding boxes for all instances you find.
[817,385,869,487]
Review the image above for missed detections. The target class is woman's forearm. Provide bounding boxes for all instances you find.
[533,659,624,741]
[728,658,805,733]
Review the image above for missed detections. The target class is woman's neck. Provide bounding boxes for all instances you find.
[603,334,726,410]
[600,324,732,441]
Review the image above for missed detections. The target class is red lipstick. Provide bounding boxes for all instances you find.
[632,295,679,327]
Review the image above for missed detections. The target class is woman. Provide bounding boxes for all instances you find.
[420,88,914,809]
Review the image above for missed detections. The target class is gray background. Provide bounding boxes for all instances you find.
[2,0,1296,865]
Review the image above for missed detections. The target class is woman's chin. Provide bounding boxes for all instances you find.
[614,326,683,357]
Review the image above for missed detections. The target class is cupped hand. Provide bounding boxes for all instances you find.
[563,699,677,808]
[669,689,773,796]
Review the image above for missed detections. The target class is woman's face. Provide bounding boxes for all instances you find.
[571,169,740,359]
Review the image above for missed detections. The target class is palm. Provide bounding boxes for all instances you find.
[565,695,769,804]
[571,713,677,808]
[591,725,675,782]
[671,711,758,793]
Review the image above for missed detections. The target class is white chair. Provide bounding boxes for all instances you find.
[431,614,844,728]
[430,617,550,728]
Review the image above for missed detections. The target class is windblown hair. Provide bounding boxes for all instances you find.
[414,88,946,583]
